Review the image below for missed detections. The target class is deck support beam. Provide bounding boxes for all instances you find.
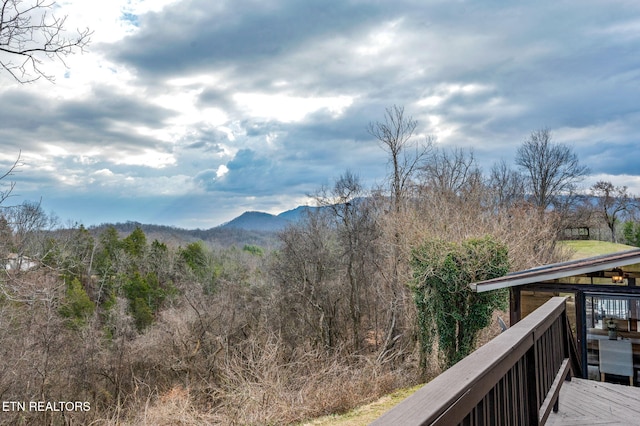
[510,286,522,325]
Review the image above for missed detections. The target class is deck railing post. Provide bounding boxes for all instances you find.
[576,290,588,378]
[526,345,540,425]
[510,286,522,325]
[556,311,564,412]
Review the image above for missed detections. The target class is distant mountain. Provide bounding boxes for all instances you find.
[219,205,325,232]
[277,205,321,222]
[220,211,290,232]
[87,204,330,248]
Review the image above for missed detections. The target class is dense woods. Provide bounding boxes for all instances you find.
[1,117,638,424]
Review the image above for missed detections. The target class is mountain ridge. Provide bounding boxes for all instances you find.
[87,204,323,248]
[219,205,321,232]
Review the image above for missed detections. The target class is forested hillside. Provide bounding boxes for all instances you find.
[1,113,636,424]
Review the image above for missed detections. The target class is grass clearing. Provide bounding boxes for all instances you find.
[298,384,423,426]
[558,240,635,259]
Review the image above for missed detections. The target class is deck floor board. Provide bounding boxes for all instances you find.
[547,378,640,425]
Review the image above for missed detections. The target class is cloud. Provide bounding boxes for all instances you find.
[1,0,639,228]
[196,149,278,194]
[232,93,353,123]
[107,0,382,78]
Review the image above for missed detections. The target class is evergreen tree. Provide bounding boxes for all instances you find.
[59,277,95,328]
[122,226,147,258]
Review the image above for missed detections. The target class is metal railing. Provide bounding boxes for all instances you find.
[373,297,579,425]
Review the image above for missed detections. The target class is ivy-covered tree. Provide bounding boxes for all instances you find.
[410,236,509,372]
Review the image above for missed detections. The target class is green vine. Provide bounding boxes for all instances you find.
[410,236,509,373]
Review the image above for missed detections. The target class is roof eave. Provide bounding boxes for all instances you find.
[472,249,640,293]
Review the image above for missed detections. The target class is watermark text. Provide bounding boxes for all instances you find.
[2,401,90,412]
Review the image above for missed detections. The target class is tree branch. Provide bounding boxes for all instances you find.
[0,0,92,83]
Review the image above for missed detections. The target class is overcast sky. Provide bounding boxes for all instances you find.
[1,0,639,229]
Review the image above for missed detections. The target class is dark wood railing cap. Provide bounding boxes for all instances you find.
[373,297,568,426]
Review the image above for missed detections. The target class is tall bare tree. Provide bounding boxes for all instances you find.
[368,105,432,362]
[590,180,636,243]
[367,105,432,214]
[515,129,588,212]
[0,0,92,82]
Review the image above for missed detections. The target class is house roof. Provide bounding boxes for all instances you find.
[471,248,640,293]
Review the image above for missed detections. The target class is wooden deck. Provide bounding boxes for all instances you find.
[546,378,640,425]
[372,298,578,425]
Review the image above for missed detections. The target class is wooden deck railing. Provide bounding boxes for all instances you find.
[373,297,580,426]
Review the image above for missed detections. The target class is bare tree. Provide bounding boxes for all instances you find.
[0,0,92,83]
[0,152,25,300]
[272,211,342,350]
[488,159,526,210]
[590,180,636,243]
[515,129,588,212]
[421,147,483,202]
[0,151,21,205]
[315,171,380,351]
[367,105,432,362]
[367,105,432,213]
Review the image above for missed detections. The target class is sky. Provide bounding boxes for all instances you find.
[1,0,639,229]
